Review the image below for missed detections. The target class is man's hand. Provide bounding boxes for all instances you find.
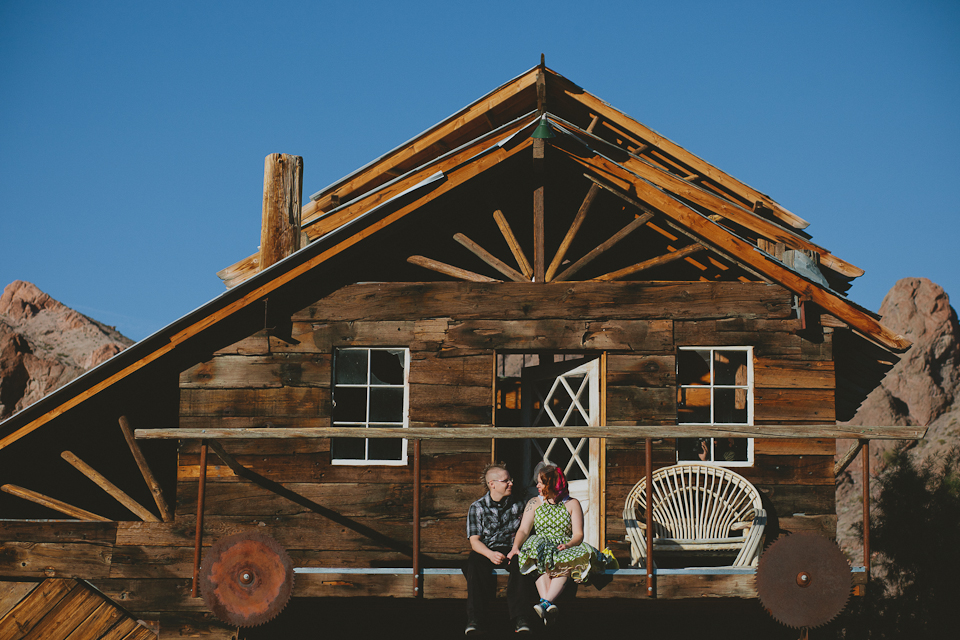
[488,550,507,565]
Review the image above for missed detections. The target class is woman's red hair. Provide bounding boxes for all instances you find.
[538,465,569,501]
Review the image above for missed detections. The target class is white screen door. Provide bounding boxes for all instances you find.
[520,357,601,547]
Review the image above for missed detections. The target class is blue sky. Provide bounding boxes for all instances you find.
[2,1,958,341]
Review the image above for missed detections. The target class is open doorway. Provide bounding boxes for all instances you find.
[495,353,601,547]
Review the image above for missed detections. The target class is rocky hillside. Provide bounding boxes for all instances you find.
[837,277,960,558]
[0,281,133,419]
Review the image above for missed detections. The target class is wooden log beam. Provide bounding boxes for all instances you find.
[119,416,172,522]
[594,243,705,281]
[572,125,860,277]
[60,451,159,522]
[554,212,653,282]
[406,255,499,282]
[493,210,532,279]
[554,146,909,351]
[552,74,810,230]
[136,424,927,441]
[546,182,600,281]
[1,484,111,521]
[259,153,303,271]
[453,233,527,282]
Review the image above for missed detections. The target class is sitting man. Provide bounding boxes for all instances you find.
[464,463,535,635]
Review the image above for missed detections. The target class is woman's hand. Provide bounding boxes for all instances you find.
[507,547,519,560]
[556,542,571,551]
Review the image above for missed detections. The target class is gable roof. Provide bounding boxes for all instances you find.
[0,64,909,452]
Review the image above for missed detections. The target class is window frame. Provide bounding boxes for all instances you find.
[331,347,410,466]
[676,345,754,467]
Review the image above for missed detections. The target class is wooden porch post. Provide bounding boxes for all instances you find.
[191,439,208,598]
[862,439,870,583]
[645,437,655,597]
[413,438,422,597]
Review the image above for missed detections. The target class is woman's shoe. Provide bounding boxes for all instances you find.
[544,603,559,625]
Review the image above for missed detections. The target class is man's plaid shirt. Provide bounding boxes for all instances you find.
[466,492,524,550]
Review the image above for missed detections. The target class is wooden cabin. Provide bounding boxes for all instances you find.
[0,63,922,638]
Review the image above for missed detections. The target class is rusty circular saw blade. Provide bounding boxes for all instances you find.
[756,533,851,630]
[199,531,294,627]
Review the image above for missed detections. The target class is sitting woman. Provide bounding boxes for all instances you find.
[508,464,599,624]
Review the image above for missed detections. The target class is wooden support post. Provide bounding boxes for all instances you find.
[118,416,172,522]
[413,439,422,598]
[546,182,601,282]
[61,451,159,522]
[862,439,870,584]
[259,153,304,271]
[407,255,499,282]
[645,437,655,598]
[192,440,208,598]
[834,440,863,476]
[1,484,110,521]
[453,233,527,282]
[493,210,533,279]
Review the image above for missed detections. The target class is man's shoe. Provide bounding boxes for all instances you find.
[465,619,481,635]
[514,616,532,633]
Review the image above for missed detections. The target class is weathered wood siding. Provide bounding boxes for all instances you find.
[175,280,835,572]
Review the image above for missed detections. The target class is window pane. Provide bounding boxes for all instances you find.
[714,388,747,423]
[714,437,748,462]
[369,387,404,422]
[333,386,367,423]
[370,350,405,385]
[369,437,403,460]
[336,350,368,384]
[714,350,747,385]
[331,437,365,460]
[678,437,711,461]
[678,386,711,423]
[677,350,711,385]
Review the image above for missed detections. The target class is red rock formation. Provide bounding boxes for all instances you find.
[0,281,133,419]
[837,277,960,558]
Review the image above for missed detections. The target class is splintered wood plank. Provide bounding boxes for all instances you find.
[493,210,532,278]
[594,243,705,281]
[97,618,141,640]
[406,255,499,282]
[0,582,41,620]
[546,182,600,281]
[26,586,102,640]
[452,233,527,282]
[0,579,76,638]
[0,485,111,522]
[554,212,653,281]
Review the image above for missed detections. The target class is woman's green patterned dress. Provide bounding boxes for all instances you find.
[517,499,600,583]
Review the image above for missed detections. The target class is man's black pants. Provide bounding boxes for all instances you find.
[463,548,534,622]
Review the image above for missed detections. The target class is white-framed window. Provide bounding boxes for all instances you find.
[676,346,754,466]
[331,347,409,465]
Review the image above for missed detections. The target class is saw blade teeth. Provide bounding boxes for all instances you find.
[755,533,852,630]
[199,531,294,627]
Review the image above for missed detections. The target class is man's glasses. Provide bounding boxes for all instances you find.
[491,478,513,484]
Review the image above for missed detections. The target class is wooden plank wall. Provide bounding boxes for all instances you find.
[173,281,833,578]
[0,578,156,639]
